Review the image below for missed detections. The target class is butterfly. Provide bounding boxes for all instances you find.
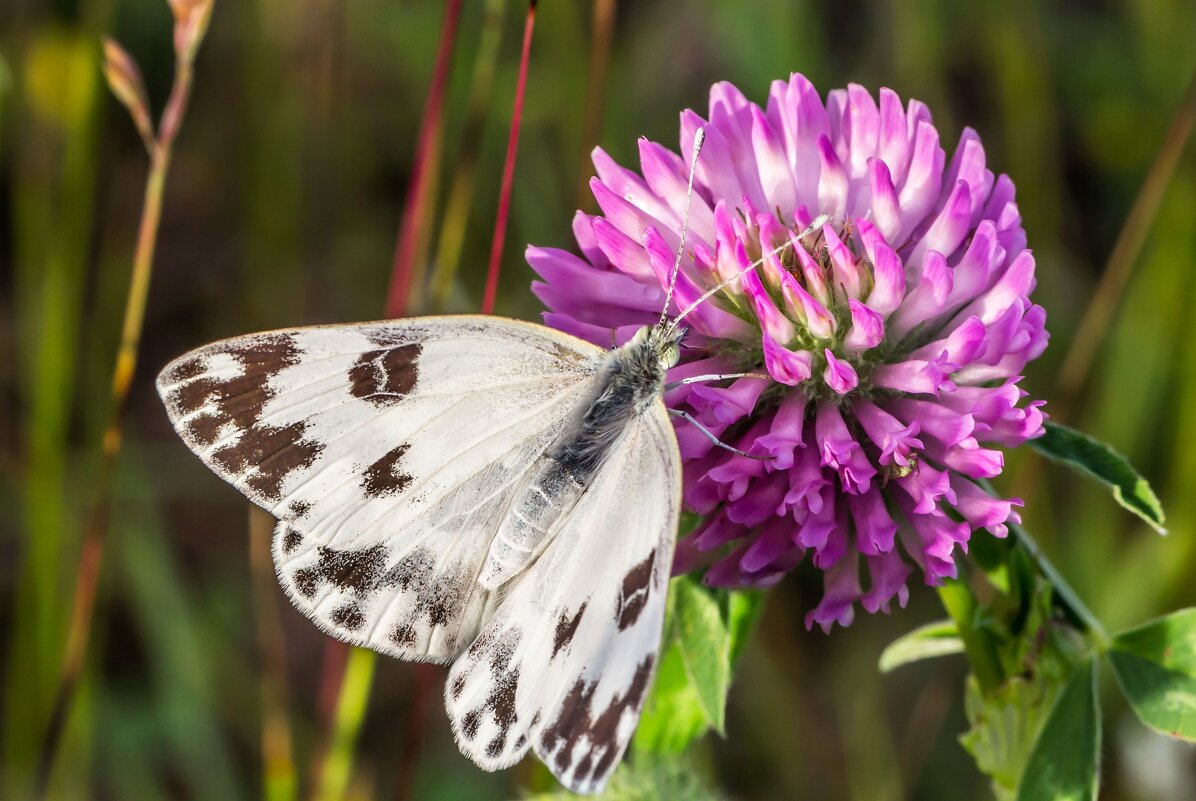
[156,129,796,793]
[157,312,684,793]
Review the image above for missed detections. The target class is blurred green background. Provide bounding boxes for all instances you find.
[2,0,1195,799]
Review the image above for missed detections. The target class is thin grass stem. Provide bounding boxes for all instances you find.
[35,11,212,792]
[250,507,298,801]
[1054,68,1196,416]
[312,647,377,801]
[481,0,537,316]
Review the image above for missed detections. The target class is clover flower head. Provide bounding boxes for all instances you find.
[527,75,1047,630]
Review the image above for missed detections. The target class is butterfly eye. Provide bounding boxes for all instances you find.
[664,343,680,367]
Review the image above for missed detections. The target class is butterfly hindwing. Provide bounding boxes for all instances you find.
[444,400,681,793]
[158,316,607,661]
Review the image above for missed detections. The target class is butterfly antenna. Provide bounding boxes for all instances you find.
[665,213,830,336]
[658,127,705,329]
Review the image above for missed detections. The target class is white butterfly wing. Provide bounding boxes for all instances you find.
[157,316,606,661]
[444,400,681,794]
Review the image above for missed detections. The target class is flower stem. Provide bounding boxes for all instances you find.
[976,480,1109,648]
[34,20,209,793]
[481,0,538,315]
[1006,519,1110,651]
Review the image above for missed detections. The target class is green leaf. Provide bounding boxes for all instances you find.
[1109,608,1196,741]
[1015,657,1101,801]
[879,619,965,673]
[724,588,765,665]
[520,755,728,801]
[672,578,732,735]
[634,579,765,755]
[632,638,710,755]
[938,580,1005,693]
[1029,421,1166,533]
[970,530,1015,594]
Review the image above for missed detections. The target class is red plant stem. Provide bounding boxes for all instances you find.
[398,11,536,797]
[481,0,537,316]
[386,0,464,319]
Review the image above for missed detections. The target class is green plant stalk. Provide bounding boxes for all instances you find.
[36,27,207,795]
[1007,520,1110,652]
[1055,67,1196,414]
[112,444,242,800]
[308,6,473,794]
[313,648,376,801]
[250,508,298,801]
[937,582,1005,694]
[973,480,1109,650]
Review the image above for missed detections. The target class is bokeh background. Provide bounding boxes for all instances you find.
[3,0,1196,799]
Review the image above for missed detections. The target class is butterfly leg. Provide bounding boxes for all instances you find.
[668,409,771,460]
[665,372,770,390]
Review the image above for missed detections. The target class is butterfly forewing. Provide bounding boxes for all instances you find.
[158,316,607,661]
[445,401,680,794]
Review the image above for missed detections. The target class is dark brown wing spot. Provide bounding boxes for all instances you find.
[172,335,297,424]
[462,710,481,741]
[482,665,520,758]
[389,622,417,647]
[362,444,413,498]
[538,657,654,785]
[167,356,207,382]
[460,630,522,756]
[166,335,325,503]
[616,550,656,630]
[330,603,365,631]
[376,552,471,651]
[287,500,312,519]
[281,528,303,554]
[424,572,467,628]
[540,679,597,773]
[214,421,322,501]
[551,602,587,659]
[292,543,388,599]
[585,660,653,781]
[574,751,594,782]
[348,344,421,407]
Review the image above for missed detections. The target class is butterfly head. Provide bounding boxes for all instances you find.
[631,323,685,370]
